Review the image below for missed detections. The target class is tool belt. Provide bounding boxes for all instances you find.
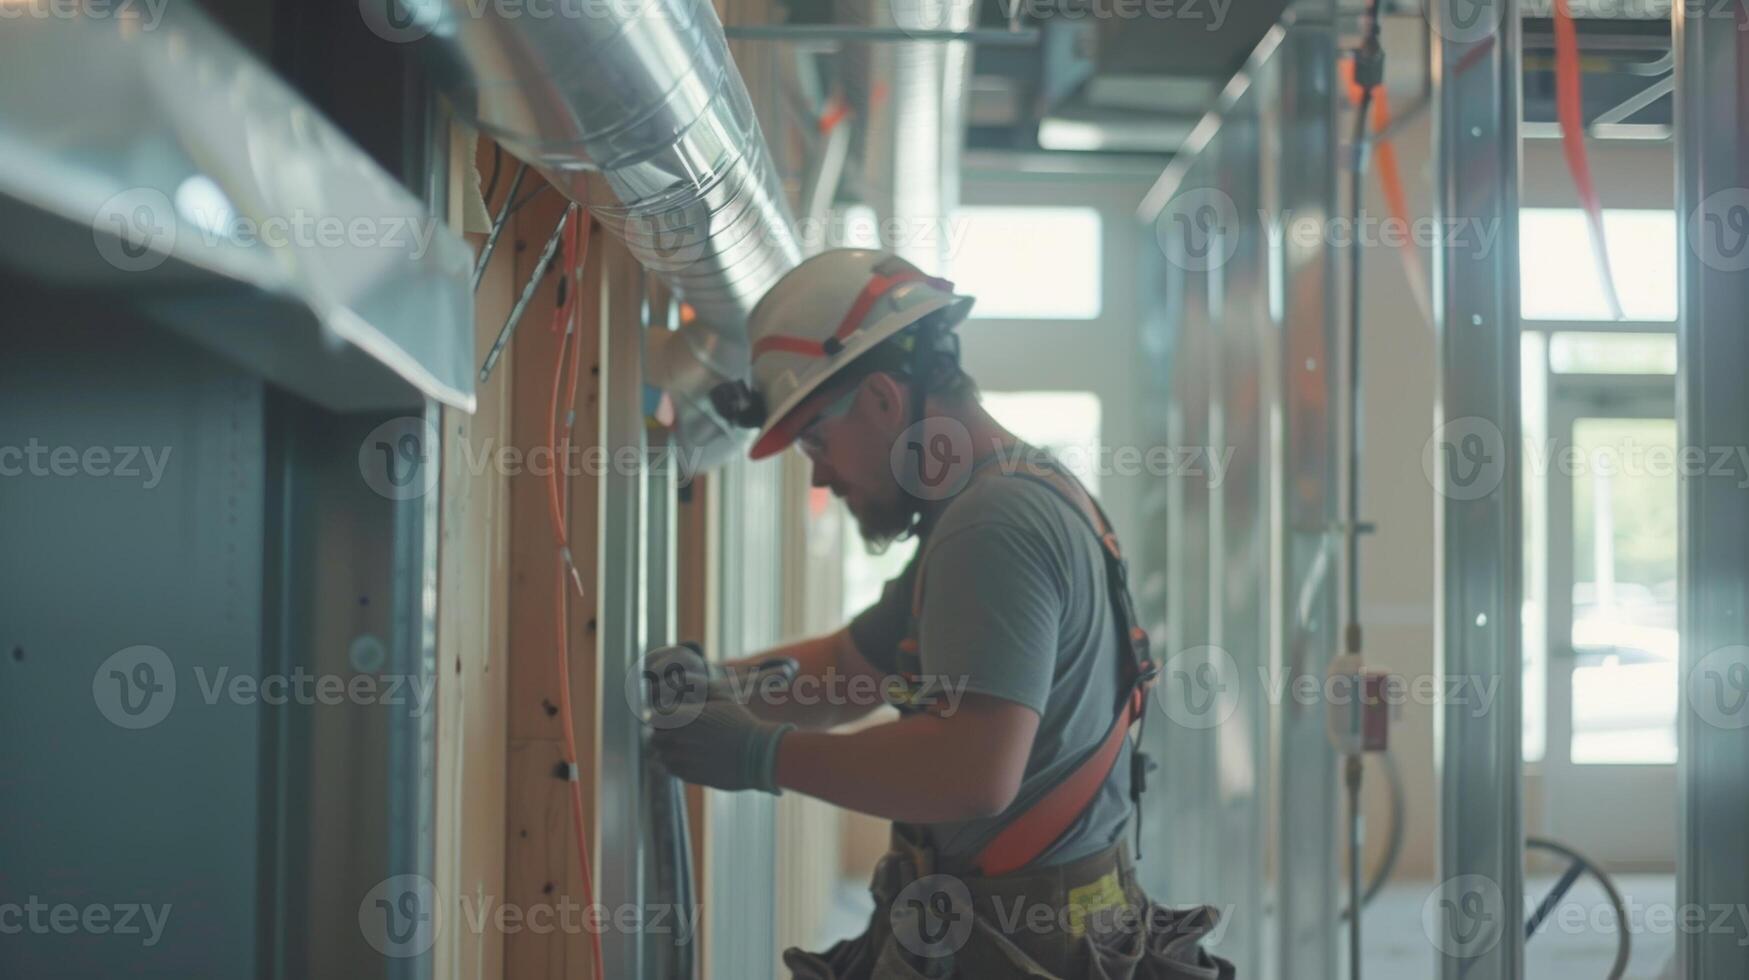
[783,827,1235,980]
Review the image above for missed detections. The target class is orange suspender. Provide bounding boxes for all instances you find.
[904,460,1158,877]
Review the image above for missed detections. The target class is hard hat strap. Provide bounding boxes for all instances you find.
[750,270,954,365]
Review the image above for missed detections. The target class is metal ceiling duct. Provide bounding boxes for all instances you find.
[405,0,803,467]
[837,0,977,271]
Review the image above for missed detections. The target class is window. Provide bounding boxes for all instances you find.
[947,207,1103,320]
[1548,331,1677,375]
[1519,208,1677,321]
[982,391,1104,496]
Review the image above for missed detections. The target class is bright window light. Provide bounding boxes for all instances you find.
[1549,331,1677,375]
[982,391,1104,496]
[1519,208,1677,321]
[947,207,1102,320]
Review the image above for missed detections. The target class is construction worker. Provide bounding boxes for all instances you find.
[646,249,1234,980]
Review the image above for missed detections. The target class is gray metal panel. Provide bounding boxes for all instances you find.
[1673,3,1749,973]
[0,5,476,413]
[599,262,651,980]
[259,394,437,980]
[1135,18,1341,980]
[708,456,784,977]
[0,319,266,979]
[1213,81,1270,980]
[1430,2,1525,977]
[1273,19,1341,980]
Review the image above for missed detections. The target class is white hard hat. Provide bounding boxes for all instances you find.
[714,248,975,460]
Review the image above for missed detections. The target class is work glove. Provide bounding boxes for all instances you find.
[648,696,795,795]
[641,642,797,708]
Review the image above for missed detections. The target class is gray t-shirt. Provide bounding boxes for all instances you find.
[848,465,1133,870]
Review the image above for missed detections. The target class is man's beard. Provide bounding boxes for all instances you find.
[848,493,918,554]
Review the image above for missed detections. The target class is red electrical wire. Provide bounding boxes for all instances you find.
[542,200,605,980]
[1552,0,1626,320]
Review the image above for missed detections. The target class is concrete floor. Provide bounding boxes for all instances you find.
[1357,874,1675,979]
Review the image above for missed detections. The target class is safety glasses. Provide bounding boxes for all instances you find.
[796,384,859,456]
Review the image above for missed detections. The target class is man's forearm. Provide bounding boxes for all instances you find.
[724,630,884,729]
[773,712,1020,824]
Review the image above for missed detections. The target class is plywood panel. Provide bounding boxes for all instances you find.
[433,131,515,980]
[503,182,608,980]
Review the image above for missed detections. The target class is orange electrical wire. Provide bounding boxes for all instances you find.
[543,200,605,980]
[1552,0,1625,319]
[1340,59,1431,320]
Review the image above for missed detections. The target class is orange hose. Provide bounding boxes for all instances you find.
[1340,61,1430,319]
[543,201,604,980]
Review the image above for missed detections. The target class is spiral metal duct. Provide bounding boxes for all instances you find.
[408,0,802,466]
[836,0,976,271]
